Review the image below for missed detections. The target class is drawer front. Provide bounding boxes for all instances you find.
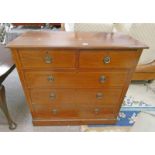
[19,49,76,68]
[30,88,122,105]
[32,104,116,119]
[76,88,122,105]
[79,50,140,69]
[30,89,77,105]
[25,71,128,88]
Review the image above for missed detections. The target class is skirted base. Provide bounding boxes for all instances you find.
[32,118,117,126]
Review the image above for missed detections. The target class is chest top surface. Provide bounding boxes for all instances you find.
[7,31,148,50]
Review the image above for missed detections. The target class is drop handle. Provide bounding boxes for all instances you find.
[47,75,54,82]
[96,92,103,99]
[44,55,53,64]
[103,56,111,64]
[51,109,58,115]
[99,75,106,83]
[94,108,100,114]
[49,93,56,100]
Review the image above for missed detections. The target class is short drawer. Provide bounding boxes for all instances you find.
[32,104,116,119]
[30,88,122,105]
[19,49,76,68]
[25,71,128,88]
[79,50,140,69]
[76,88,122,105]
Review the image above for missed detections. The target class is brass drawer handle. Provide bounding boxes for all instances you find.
[44,55,53,64]
[99,75,106,83]
[49,93,56,100]
[96,92,103,99]
[94,108,100,114]
[52,109,58,115]
[103,56,111,64]
[47,75,54,82]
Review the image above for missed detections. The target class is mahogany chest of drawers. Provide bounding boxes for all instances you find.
[7,31,148,126]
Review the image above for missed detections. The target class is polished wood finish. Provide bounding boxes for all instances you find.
[19,49,76,68]
[7,31,147,126]
[7,31,148,49]
[0,45,17,129]
[24,71,128,88]
[132,72,155,80]
[32,104,116,119]
[30,88,122,105]
[132,60,155,80]
[136,60,155,72]
[79,50,140,69]
[33,118,117,126]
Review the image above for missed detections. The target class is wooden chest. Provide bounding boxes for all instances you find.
[7,31,148,126]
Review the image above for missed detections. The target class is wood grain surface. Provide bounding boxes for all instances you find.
[7,32,147,125]
[7,31,148,49]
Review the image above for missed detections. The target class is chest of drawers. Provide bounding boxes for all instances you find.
[7,31,148,126]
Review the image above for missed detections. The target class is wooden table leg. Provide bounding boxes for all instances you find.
[0,85,17,130]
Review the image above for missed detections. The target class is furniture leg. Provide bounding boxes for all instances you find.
[0,85,17,130]
[148,80,153,83]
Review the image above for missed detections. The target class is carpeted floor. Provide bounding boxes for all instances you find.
[0,69,155,132]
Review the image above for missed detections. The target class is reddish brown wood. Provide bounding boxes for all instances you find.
[18,49,76,68]
[32,104,116,119]
[7,31,148,49]
[132,72,155,80]
[135,60,155,72]
[7,31,147,126]
[32,118,117,126]
[132,60,155,80]
[30,88,122,105]
[79,50,141,69]
[24,71,128,88]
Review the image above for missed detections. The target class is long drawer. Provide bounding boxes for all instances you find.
[30,88,122,105]
[25,71,128,88]
[32,104,116,119]
[19,49,76,68]
[79,50,140,69]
